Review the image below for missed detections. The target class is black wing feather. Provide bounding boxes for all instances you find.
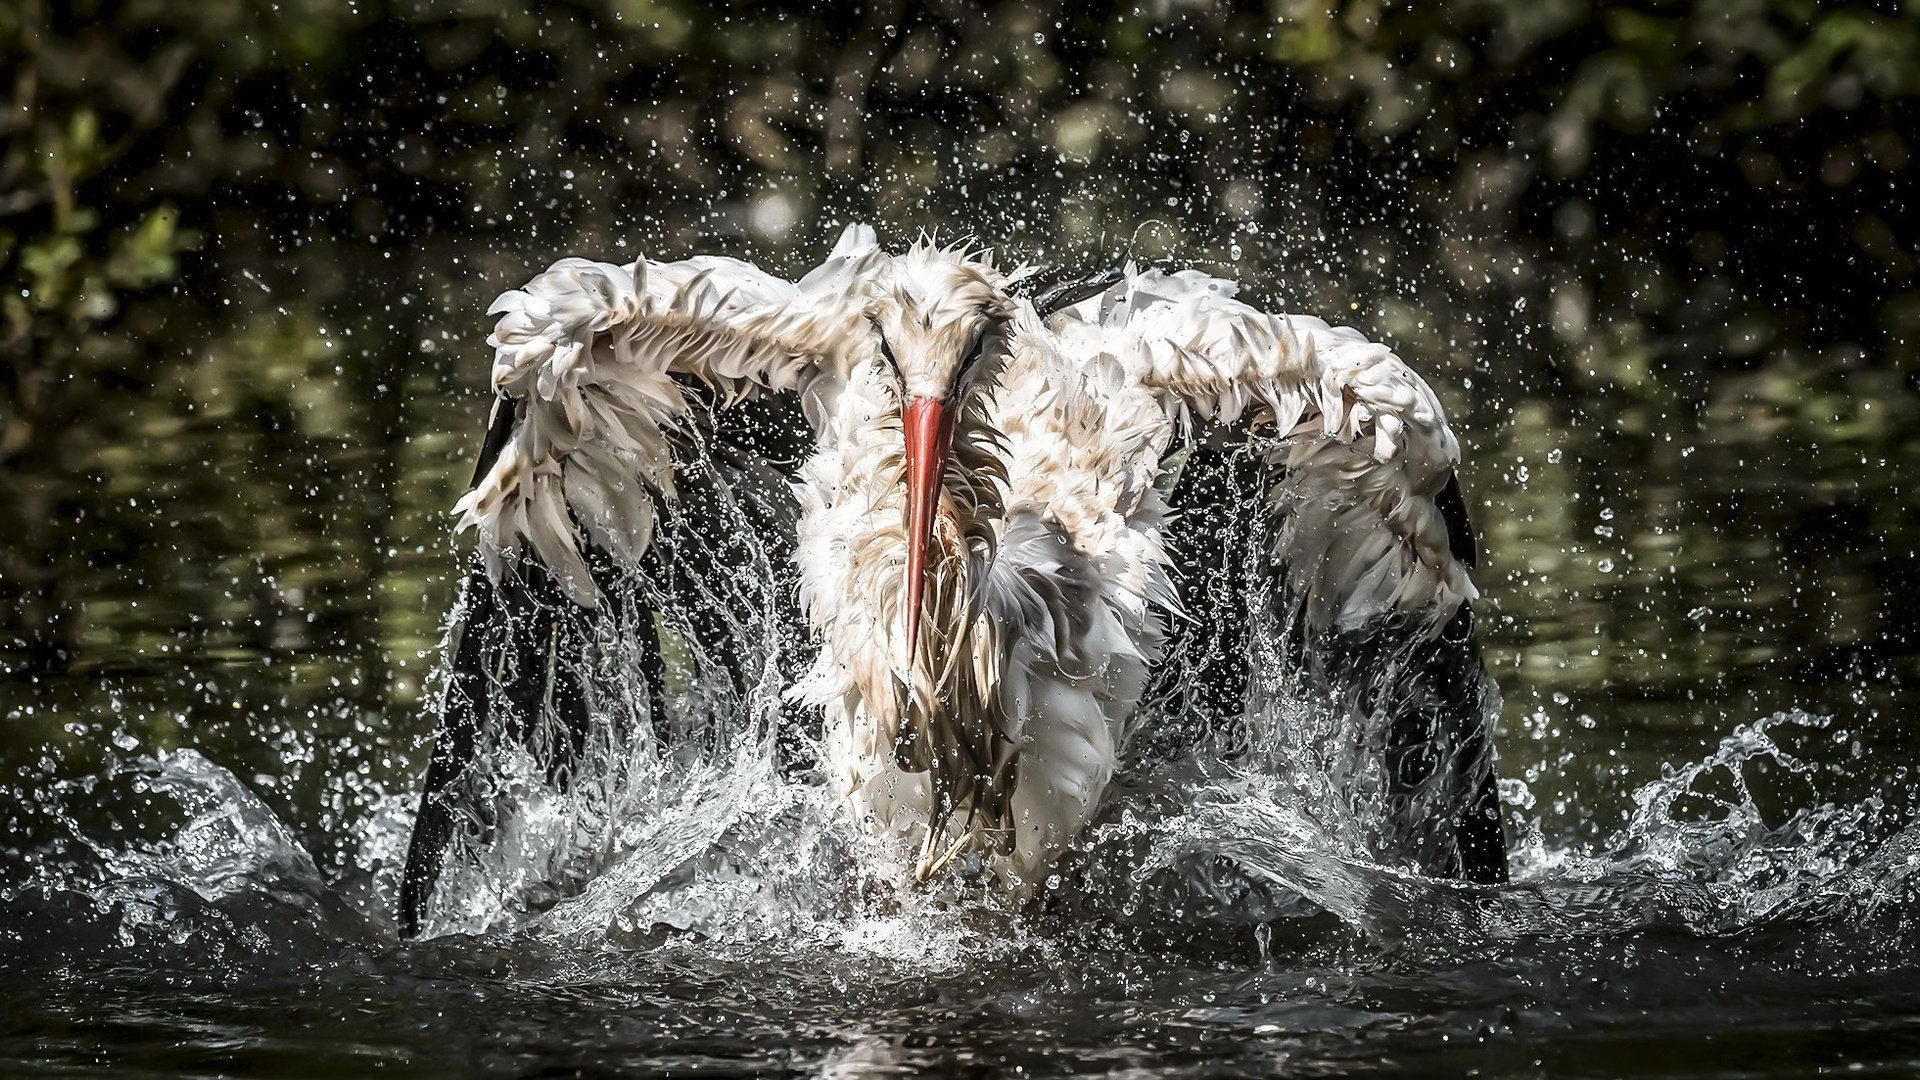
[1015,265,1129,319]
[1435,471,1478,570]
[399,390,807,937]
[469,394,519,489]
[398,546,620,937]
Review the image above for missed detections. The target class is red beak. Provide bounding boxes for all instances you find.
[902,395,954,662]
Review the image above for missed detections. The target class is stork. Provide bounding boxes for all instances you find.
[398,226,1507,936]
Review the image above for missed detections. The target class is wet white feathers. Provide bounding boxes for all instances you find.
[459,227,1476,888]
[1050,268,1474,634]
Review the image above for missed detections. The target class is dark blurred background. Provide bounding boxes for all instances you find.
[3,0,1917,854]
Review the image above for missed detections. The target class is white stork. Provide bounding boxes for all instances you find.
[398,226,1506,936]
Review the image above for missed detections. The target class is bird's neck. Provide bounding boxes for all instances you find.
[888,393,1017,833]
[792,375,1026,864]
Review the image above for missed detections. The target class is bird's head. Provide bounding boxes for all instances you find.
[867,247,1016,665]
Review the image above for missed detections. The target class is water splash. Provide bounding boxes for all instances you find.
[7,707,1911,985]
[1136,711,1918,955]
[1,749,371,974]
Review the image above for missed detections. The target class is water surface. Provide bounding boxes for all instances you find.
[3,212,1918,1075]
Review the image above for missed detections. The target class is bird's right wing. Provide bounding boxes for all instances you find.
[1047,267,1507,885]
[400,228,881,937]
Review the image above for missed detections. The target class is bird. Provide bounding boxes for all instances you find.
[397,225,1507,937]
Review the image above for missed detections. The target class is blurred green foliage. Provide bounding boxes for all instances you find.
[4,0,1914,400]
[7,0,1912,378]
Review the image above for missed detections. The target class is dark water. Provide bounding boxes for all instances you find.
[4,214,1920,1075]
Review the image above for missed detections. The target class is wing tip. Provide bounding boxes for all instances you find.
[829,222,879,260]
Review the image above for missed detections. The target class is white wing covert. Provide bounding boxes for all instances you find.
[1052,267,1474,638]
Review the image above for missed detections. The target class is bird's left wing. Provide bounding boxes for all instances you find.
[458,228,881,604]
[400,228,880,936]
[1048,268,1507,884]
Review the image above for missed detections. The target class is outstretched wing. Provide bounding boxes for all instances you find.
[1048,268,1507,885]
[399,228,881,937]
[455,229,880,604]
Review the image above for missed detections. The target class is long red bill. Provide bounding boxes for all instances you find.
[902,395,954,664]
